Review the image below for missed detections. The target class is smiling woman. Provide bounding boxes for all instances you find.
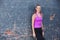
[32,4,45,40]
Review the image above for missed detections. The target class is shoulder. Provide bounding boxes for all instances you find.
[32,13,36,17]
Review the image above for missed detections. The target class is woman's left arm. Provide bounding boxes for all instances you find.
[41,13,44,37]
[41,22,44,37]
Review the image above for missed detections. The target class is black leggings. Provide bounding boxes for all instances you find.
[34,28,44,40]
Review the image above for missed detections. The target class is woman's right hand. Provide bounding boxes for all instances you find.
[33,32,36,37]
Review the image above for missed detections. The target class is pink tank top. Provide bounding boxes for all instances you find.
[34,13,43,28]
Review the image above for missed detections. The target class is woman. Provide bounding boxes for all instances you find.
[32,4,44,40]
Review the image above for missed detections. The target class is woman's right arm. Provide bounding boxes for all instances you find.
[32,14,36,37]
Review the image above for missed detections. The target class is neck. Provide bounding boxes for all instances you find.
[36,12,40,14]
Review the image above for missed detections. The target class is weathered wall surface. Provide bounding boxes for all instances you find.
[0,0,60,40]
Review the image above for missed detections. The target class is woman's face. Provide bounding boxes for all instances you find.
[36,6,41,13]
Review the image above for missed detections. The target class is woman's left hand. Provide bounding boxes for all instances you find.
[42,31,44,37]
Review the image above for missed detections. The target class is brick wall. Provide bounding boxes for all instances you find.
[0,0,60,40]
